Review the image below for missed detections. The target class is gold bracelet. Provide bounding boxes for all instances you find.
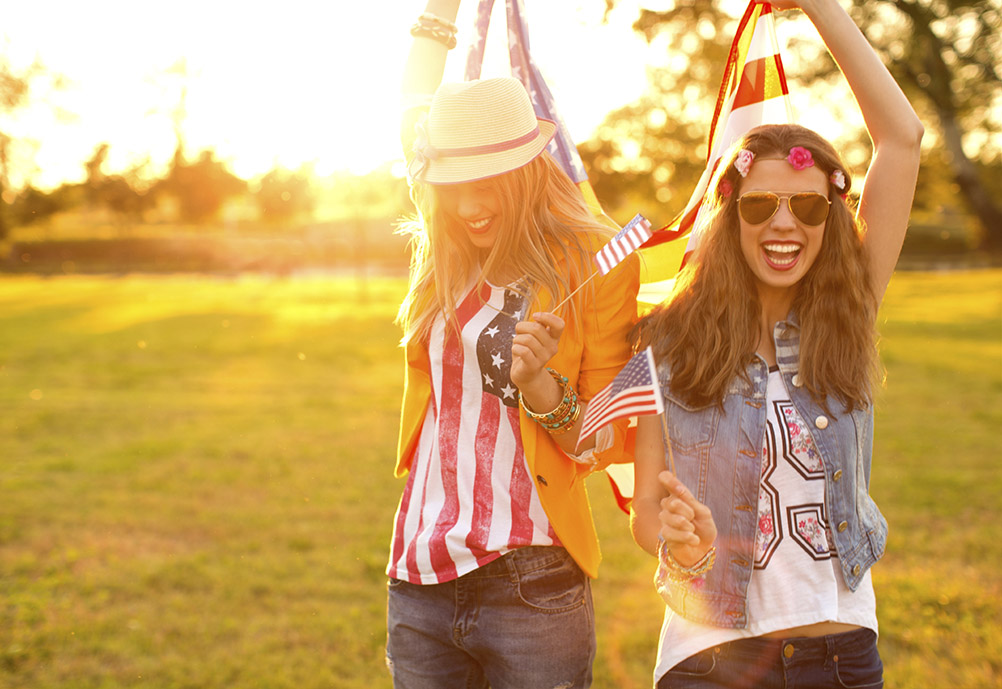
[519,368,580,434]
[417,12,458,33]
[410,23,458,49]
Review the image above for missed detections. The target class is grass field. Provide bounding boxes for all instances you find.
[1,270,999,688]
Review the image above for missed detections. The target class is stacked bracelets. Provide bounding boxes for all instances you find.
[658,537,717,583]
[410,12,458,50]
[519,367,581,435]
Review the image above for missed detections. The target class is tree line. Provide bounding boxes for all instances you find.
[1,0,999,252]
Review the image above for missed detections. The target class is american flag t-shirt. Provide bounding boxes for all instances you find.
[387,280,559,585]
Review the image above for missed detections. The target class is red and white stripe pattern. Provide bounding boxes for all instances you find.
[594,213,653,275]
[388,281,558,585]
[577,347,663,448]
[642,1,794,263]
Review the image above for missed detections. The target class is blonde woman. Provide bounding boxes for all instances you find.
[630,0,923,687]
[384,2,639,687]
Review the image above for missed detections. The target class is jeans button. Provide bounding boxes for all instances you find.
[784,643,795,658]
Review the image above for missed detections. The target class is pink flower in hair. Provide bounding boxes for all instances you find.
[734,149,755,178]
[719,178,734,198]
[787,146,814,170]
[830,169,847,192]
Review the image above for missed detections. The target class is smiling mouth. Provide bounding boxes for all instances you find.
[762,243,802,270]
[467,217,493,234]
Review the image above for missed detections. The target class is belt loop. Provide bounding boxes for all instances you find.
[824,634,836,670]
[504,549,519,582]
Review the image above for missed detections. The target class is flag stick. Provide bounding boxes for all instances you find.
[660,411,676,475]
[550,269,600,314]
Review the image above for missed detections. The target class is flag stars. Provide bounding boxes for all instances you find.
[485,326,499,337]
[500,383,517,400]
[484,373,494,388]
[491,352,505,369]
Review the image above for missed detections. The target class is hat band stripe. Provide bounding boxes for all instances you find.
[435,127,541,159]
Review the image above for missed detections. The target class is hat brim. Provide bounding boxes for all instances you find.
[422,119,558,185]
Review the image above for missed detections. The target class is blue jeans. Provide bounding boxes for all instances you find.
[386,546,595,689]
[658,627,883,689]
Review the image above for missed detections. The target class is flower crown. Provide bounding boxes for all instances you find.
[725,146,848,198]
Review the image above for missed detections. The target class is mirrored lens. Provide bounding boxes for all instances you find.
[738,191,831,225]
[738,193,780,224]
[789,193,831,225]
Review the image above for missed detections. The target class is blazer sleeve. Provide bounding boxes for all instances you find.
[575,249,641,470]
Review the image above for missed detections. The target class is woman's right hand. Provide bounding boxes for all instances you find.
[658,471,717,567]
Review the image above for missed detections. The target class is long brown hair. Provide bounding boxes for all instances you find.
[636,124,879,411]
[396,151,612,344]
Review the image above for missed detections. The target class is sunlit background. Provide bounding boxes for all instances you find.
[0,0,998,268]
[3,0,668,188]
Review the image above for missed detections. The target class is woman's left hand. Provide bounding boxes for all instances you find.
[510,312,564,393]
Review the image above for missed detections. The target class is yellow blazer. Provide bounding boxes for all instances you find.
[394,240,640,579]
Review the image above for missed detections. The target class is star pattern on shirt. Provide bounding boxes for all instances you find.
[500,384,517,400]
[483,373,494,388]
[485,326,499,337]
[491,352,505,369]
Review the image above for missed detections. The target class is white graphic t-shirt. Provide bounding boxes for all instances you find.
[654,367,877,682]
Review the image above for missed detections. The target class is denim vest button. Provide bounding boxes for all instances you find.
[815,415,829,429]
[784,643,795,658]
[833,469,843,482]
[852,564,861,576]
[837,520,848,532]
[792,374,803,387]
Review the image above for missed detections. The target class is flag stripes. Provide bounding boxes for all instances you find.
[594,214,653,275]
[641,1,793,261]
[577,347,663,448]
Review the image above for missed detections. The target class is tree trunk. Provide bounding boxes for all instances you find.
[936,109,1002,250]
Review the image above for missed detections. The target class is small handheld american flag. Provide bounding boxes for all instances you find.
[593,214,653,275]
[576,346,664,450]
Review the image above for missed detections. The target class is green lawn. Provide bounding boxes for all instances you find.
[1,270,999,688]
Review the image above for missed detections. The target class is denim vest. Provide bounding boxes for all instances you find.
[655,318,887,629]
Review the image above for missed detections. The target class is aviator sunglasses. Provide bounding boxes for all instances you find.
[738,191,831,226]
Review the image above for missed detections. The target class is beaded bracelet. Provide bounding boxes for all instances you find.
[519,367,580,435]
[657,537,717,583]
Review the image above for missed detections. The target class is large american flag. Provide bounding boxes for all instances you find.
[576,347,663,449]
[464,0,607,212]
[641,1,794,267]
[594,214,653,275]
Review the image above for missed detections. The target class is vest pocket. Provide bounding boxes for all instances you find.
[664,393,721,453]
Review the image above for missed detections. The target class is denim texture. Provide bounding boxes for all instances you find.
[386,546,595,689]
[656,317,887,628]
[657,627,883,689]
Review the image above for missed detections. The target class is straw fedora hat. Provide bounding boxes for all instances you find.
[410,77,557,184]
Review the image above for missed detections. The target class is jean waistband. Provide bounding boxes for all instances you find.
[461,546,571,580]
[721,627,876,666]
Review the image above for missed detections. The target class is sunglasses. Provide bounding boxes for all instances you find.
[737,191,831,226]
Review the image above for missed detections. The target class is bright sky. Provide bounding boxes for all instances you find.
[2,0,864,193]
[2,0,682,190]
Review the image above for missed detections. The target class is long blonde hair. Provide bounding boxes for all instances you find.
[636,125,879,412]
[397,151,612,344]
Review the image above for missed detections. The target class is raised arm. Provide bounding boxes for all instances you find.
[400,0,462,149]
[785,0,924,301]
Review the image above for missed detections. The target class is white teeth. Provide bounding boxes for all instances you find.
[763,243,800,253]
[468,218,491,229]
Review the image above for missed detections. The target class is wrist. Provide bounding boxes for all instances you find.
[657,536,716,582]
[516,369,559,409]
[519,368,581,435]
